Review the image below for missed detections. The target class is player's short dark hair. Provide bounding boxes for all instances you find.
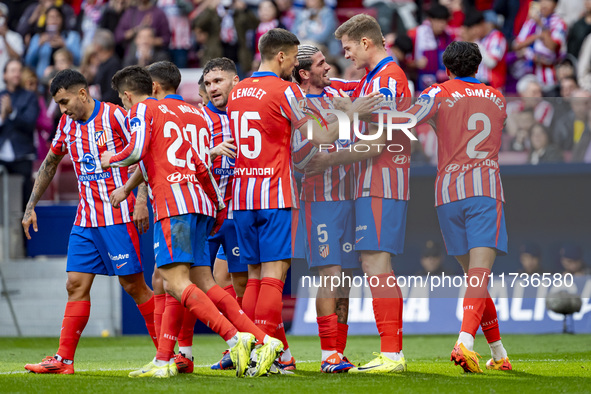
[145,61,181,92]
[393,35,413,55]
[50,68,88,96]
[293,45,320,84]
[258,28,300,62]
[442,41,482,77]
[463,10,484,27]
[202,57,238,77]
[111,65,152,96]
[426,3,450,21]
[335,14,383,47]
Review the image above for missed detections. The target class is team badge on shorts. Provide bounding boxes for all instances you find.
[319,244,330,258]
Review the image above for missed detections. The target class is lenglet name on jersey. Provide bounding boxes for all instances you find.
[231,87,267,100]
[234,167,274,176]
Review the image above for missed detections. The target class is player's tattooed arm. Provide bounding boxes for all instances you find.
[22,151,64,239]
[133,183,150,234]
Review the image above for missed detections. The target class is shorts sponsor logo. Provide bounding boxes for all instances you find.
[232,247,240,257]
[319,244,330,258]
[445,163,460,172]
[154,242,160,249]
[79,172,112,182]
[342,242,353,253]
[109,252,129,261]
[355,225,367,232]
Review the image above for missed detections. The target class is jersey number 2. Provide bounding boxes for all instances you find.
[466,113,491,159]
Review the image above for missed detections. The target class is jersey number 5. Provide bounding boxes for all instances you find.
[466,113,491,159]
[230,111,262,159]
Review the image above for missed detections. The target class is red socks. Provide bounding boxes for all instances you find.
[181,284,237,341]
[242,279,261,320]
[274,320,289,350]
[481,292,501,343]
[153,294,166,344]
[136,294,158,348]
[317,313,337,352]
[461,268,491,336]
[223,284,237,298]
[57,301,91,361]
[336,322,348,354]
[254,278,284,337]
[207,284,267,342]
[156,294,185,361]
[369,272,403,353]
[178,308,198,348]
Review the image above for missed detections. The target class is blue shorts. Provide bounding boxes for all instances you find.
[233,208,291,265]
[67,223,143,276]
[292,208,306,259]
[354,197,407,255]
[154,213,214,268]
[436,197,508,256]
[301,200,358,269]
[217,246,226,260]
[208,219,246,273]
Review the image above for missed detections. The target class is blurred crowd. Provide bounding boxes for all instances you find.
[0,0,590,205]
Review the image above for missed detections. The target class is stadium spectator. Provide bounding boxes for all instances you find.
[493,0,528,44]
[553,89,591,160]
[0,3,24,92]
[507,74,554,127]
[24,6,81,79]
[528,123,563,164]
[0,59,40,210]
[114,0,170,57]
[560,75,579,99]
[555,55,577,83]
[98,0,129,59]
[277,0,296,30]
[90,29,121,104]
[20,66,52,161]
[40,47,74,87]
[576,33,591,92]
[408,3,454,91]
[518,243,547,275]
[122,27,170,67]
[17,0,76,43]
[440,0,464,38]
[463,10,507,90]
[362,0,417,36]
[291,0,339,56]
[191,0,258,75]
[513,0,567,91]
[566,0,591,58]
[556,0,585,28]
[504,109,536,152]
[560,245,591,276]
[157,0,192,68]
[253,0,286,66]
[416,240,445,276]
[77,0,107,51]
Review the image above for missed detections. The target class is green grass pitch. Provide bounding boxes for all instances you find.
[1,334,590,393]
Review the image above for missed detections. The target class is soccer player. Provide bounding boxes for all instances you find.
[405,41,511,373]
[21,69,157,374]
[308,14,412,373]
[226,28,310,374]
[200,57,251,370]
[293,44,359,373]
[102,65,274,378]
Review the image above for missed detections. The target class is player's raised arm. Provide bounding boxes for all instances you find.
[102,111,152,168]
[22,150,64,239]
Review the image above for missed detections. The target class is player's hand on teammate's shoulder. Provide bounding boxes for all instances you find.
[100,151,114,169]
[305,151,332,176]
[109,186,130,209]
[22,208,38,240]
[210,139,236,160]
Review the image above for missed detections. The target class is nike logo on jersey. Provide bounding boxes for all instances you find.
[116,262,128,269]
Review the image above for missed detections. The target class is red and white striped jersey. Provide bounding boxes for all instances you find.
[203,101,235,219]
[51,100,135,227]
[328,78,359,96]
[352,56,412,200]
[476,29,507,90]
[299,88,354,202]
[515,13,567,87]
[226,71,308,210]
[407,77,506,206]
[109,95,222,222]
[506,99,554,128]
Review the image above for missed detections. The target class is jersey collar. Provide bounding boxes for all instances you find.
[306,91,326,98]
[365,56,394,83]
[455,76,481,84]
[206,101,226,114]
[165,94,184,101]
[78,99,100,126]
[251,71,279,78]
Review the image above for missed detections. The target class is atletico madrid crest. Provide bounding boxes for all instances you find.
[95,130,107,147]
[319,244,329,258]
